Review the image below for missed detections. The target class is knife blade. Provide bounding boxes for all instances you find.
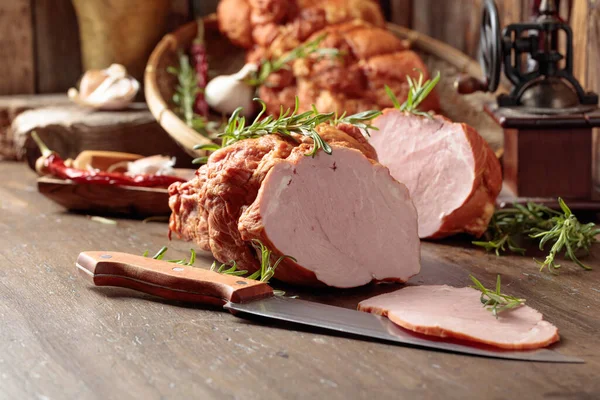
[76,251,583,364]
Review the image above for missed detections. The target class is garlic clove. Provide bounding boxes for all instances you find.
[126,155,176,176]
[204,63,259,118]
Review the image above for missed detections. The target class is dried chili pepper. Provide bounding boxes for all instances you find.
[191,18,209,117]
[31,132,186,188]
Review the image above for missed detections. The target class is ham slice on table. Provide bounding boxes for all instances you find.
[358,285,559,350]
[369,110,502,239]
[169,125,421,288]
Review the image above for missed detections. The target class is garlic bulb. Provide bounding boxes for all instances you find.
[68,64,140,110]
[204,63,258,117]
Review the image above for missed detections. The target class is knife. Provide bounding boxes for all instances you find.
[76,251,583,363]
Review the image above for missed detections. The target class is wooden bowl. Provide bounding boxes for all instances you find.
[144,15,503,157]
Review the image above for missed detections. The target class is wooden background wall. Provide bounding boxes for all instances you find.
[0,0,597,97]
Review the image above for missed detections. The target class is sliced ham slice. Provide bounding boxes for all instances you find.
[369,110,502,239]
[238,144,421,287]
[358,285,559,350]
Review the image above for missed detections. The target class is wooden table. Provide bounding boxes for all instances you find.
[2,161,600,400]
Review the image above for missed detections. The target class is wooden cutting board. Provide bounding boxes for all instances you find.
[37,177,171,217]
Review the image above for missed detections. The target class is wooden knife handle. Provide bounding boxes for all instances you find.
[76,251,273,306]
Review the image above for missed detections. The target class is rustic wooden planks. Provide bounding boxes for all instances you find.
[0,0,35,95]
[408,0,534,59]
[32,0,82,93]
[572,0,600,95]
[0,0,596,99]
[2,161,600,399]
[389,0,413,27]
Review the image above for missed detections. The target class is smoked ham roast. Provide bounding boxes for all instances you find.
[358,285,559,350]
[369,110,502,239]
[169,125,421,287]
[217,0,385,53]
[217,0,438,117]
[259,21,441,116]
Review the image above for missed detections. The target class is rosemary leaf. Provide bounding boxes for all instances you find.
[245,34,342,87]
[473,198,599,273]
[143,246,196,266]
[469,275,526,318]
[385,70,440,118]
[334,110,382,136]
[168,51,209,135]
[193,97,381,163]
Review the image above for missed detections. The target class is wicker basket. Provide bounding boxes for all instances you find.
[144,15,503,158]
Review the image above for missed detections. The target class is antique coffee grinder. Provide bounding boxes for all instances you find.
[457,0,600,206]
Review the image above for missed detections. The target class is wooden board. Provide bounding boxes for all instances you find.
[2,161,600,399]
[37,177,172,217]
[0,0,34,95]
[11,103,195,168]
[0,94,71,160]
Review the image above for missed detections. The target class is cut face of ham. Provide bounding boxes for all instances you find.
[369,110,502,238]
[358,285,559,350]
[239,146,421,287]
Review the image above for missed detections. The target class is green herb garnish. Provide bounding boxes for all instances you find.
[246,33,342,87]
[211,240,295,295]
[470,275,526,318]
[210,259,248,276]
[193,97,381,164]
[143,246,197,266]
[167,52,208,133]
[473,198,599,273]
[385,70,440,118]
[332,110,382,136]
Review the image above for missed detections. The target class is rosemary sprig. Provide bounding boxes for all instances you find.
[332,110,382,136]
[209,259,248,276]
[530,198,599,273]
[245,34,342,87]
[142,246,197,266]
[167,52,208,133]
[210,240,295,295]
[473,198,599,273]
[193,97,382,163]
[248,239,296,282]
[470,275,526,318]
[385,70,440,118]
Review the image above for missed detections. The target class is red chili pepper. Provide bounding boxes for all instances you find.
[191,18,209,117]
[32,132,186,188]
